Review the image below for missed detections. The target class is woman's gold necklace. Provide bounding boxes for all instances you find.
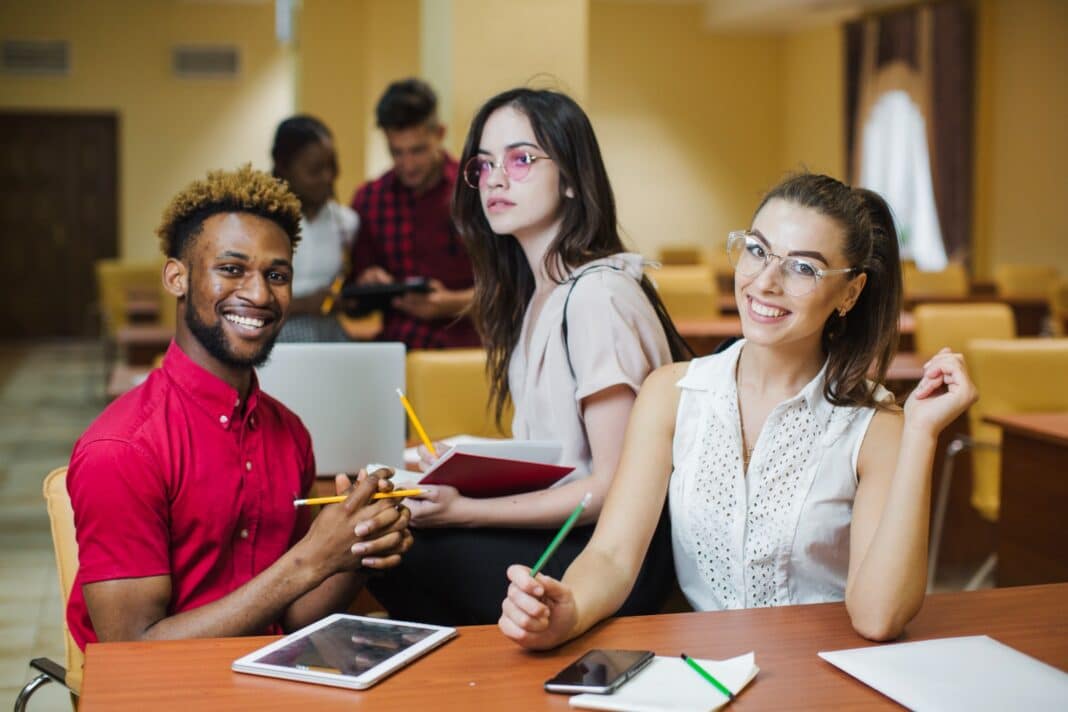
[737,358,756,470]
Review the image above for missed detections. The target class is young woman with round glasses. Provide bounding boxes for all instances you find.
[365,88,691,626]
[499,172,979,648]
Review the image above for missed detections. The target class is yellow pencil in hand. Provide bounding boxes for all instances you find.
[293,489,426,507]
[319,275,345,316]
[396,388,437,457]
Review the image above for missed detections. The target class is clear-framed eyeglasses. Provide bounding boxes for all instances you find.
[726,230,858,297]
[462,148,554,189]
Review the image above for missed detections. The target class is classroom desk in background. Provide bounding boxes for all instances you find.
[78,583,1068,711]
[677,311,916,356]
[984,412,1068,587]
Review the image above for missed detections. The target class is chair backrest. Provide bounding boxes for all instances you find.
[42,466,83,694]
[94,259,164,335]
[648,264,719,321]
[1049,279,1068,336]
[993,263,1059,300]
[406,349,512,441]
[963,338,1068,522]
[902,262,970,300]
[912,303,1016,361]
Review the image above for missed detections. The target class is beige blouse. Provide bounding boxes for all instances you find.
[508,253,673,484]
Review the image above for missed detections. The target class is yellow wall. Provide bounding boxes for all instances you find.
[298,0,420,197]
[0,0,294,261]
[588,1,782,257]
[781,25,845,179]
[444,0,589,157]
[974,0,1068,278]
[360,1,422,179]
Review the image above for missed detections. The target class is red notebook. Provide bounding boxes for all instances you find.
[418,446,574,498]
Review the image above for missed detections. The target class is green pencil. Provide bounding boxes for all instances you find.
[530,492,592,577]
[681,653,734,701]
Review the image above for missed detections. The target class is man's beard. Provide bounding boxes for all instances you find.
[184,295,279,369]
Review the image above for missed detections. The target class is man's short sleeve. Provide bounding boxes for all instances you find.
[68,439,172,584]
[565,272,672,403]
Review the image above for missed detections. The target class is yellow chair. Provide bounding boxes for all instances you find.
[16,467,82,710]
[929,339,1068,591]
[902,262,970,300]
[912,303,1015,361]
[993,264,1059,300]
[405,349,511,441]
[647,264,719,322]
[94,259,164,335]
[657,245,701,265]
[1049,279,1068,336]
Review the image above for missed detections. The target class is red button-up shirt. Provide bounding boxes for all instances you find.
[350,154,480,349]
[66,341,315,650]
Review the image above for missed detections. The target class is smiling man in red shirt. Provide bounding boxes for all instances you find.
[67,165,412,650]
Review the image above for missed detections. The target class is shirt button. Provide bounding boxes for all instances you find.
[219,415,229,425]
[239,528,249,539]
[245,460,253,471]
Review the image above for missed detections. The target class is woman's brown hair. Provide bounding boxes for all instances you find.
[452,88,691,425]
[754,173,903,409]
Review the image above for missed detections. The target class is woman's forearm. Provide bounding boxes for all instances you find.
[847,426,937,639]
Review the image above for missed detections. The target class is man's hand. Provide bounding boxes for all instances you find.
[356,266,394,286]
[392,279,470,320]
[299,475,412,573]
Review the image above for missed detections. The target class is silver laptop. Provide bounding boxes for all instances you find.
[256,342,406,476]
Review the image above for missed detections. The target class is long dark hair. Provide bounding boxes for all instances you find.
[754,173,902,409]
[452,88,691,424]
[270,114,332,176]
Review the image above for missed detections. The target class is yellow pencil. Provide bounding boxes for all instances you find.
[293,489,426,507]
[396,388,437,457]
[319,275,345,316]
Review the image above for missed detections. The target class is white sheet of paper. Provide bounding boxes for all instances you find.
[819,635,1068,711]
[569,653,758,712]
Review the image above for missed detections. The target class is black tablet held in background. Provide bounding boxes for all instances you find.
[341,277,431,316]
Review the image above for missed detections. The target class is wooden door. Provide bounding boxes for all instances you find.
[0,112,118,339]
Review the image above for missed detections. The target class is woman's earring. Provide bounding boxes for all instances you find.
[564,187,575,199]
[838,306,848,318]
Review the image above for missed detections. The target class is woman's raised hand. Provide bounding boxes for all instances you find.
[498,564,578,651]
[904,347,979,436]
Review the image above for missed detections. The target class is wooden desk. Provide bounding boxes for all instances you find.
[984,412,1068,586]
[79,584,1068,711]
[115,324,173,365]
[677,313,914,359]
[675,316,742,355]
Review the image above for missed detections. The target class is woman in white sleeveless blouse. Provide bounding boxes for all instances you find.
[500,173,978,646]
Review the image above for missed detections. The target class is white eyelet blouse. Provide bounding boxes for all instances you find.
[668,339,892,611]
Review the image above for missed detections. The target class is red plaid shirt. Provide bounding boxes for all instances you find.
[349,154,480,349]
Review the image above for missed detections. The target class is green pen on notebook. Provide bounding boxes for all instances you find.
[530,492,592,577]
[681,653,734,701]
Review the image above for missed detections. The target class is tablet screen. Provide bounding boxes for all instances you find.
[253,617,439,677]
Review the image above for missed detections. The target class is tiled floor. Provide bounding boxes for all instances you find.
[1,341,106,711]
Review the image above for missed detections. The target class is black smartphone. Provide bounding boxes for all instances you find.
[543,649,655,694]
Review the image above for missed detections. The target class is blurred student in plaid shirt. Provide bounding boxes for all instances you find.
[349,79,480,349]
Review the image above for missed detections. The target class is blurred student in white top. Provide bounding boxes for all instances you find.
[500,173,979,647]
[271,115,358,342]
[366,88,692,626]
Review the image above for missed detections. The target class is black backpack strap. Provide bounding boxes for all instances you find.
[561,264,625,381]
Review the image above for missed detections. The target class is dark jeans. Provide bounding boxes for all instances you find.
[368,504,676,626]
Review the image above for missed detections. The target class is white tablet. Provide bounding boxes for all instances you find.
[231,614,457,690]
